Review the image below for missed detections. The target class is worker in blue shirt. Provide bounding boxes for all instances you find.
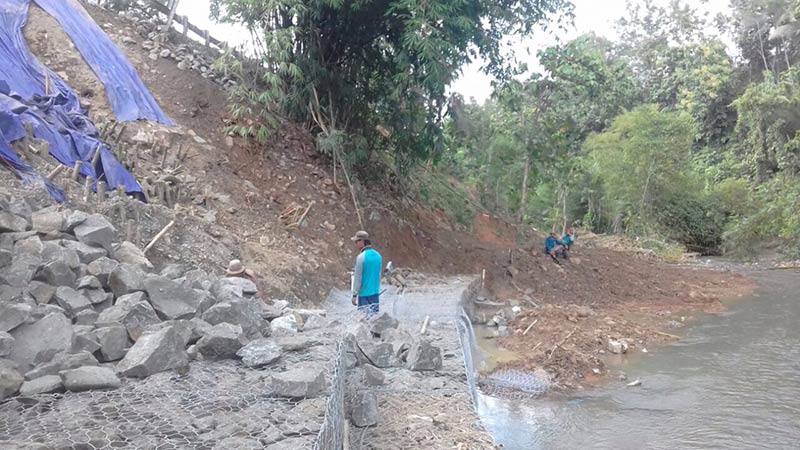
[545,231,568,260]
[351,230,382,315]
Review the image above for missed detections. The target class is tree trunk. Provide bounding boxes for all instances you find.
[561,185,568,233]
[519,153,530,223]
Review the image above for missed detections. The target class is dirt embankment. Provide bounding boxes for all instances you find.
[471,235,754,390]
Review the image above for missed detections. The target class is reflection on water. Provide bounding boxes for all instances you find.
[478,270,800,450]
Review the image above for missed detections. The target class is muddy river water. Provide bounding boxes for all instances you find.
[476,269,800,450]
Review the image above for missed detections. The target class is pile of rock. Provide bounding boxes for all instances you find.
[343,312,443,373]
[0,194,320,400]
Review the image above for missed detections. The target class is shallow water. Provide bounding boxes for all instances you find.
[477,270,800,450]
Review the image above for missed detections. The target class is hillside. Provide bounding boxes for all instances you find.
[2,1,752,387]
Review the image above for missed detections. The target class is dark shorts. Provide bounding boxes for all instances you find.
[358,294,380,315]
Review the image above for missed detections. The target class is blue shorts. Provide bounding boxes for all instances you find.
[358,294,380,315]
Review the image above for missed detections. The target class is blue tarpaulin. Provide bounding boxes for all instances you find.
[0,0,174,201]
[33,0,174,125]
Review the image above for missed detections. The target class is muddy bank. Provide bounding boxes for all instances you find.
[473,247,754,391]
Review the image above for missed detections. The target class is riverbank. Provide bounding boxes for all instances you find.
[475,242,755,391]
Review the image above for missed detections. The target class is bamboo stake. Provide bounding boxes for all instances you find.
[83,176,94,202]
[46,164,64,181]
[144,220,175,254]
[96,181,107,202]
[71,161,82,181]
[420,315,431,335]
[126,219,137,244]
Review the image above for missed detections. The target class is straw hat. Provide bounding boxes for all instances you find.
[350,230,369,241]
[226,259,245,276]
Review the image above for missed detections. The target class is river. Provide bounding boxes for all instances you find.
[475,269,800,450]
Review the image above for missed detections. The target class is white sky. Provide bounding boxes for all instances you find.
[178,0,732,104]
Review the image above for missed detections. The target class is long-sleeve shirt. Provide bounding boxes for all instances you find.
[545,236,562,252]
[353,246,382,297]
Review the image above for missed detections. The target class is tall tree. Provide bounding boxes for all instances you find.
[210,0,573,174]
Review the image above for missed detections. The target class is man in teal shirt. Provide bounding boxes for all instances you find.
[351,230,382,315]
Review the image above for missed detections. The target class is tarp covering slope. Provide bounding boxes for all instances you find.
[0,0,174,200]
[33,0,174,125]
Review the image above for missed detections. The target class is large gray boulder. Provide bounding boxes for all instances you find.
[0,331,14,357]
[95,325,130,362]
[357,341,396,369]
[351,391,379,427]
[116,326,188,378]
[27,281,56,305]
[19,374,64,395]
[108,264,147,298]
[369,312,399,338]
[113,241,153,269]
[33,260,76,287]
[202,299,263,339]
[76,275,102,290]
[179,269,214,291]
[406,340,443,371]
[236,339,281,368]
[196,323,246,360]
[145,276,209,320]
[218,277,257,296]
[73,214,116,251]
[2,254,40,286]
[14,235,44,256]
[72,327,101,354]
[0,247,11,268]
[9,313,73,371]
[24,351,98,381]
[64,210,89,232]
[270,366,327,398]
[31,210,65,235]
[96,294,160,341]
[87,257,118,286]
[40,243,80,270]
[0,211,29,233]
[363,364,385,386]
[61,240,107,264]
[60,366,121,392]
[53,287,92,317]
[0,303,32,333]
[0,366,24,400]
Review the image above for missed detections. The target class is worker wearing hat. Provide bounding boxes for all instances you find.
[226,259,256,282]
[351,230,382,314]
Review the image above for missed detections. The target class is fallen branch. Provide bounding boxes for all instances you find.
[548,327,577,360]
[523,319,538,336]
[655,330,681,339]
[143,220,175,254]
[292,201,314,229]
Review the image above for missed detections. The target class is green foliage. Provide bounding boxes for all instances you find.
[210,0,573,173]
[583,104,722,248]
[732,68,800,181]
[723,174,800,257]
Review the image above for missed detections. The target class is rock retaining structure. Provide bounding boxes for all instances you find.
[0,190,496,449]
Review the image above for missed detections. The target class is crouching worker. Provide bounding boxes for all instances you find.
[545,232,568,260]
[562,226,576,251]
[351,230,382,315]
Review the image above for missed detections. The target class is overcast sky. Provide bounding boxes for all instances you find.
[179,0,731,104]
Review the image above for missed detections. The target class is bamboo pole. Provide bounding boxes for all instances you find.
[144,220,175,253]
[97,181,107,202]
[46,165,64,181]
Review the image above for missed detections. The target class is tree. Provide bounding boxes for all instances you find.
[584,104,696,235]
[732,67,800,181]
[210,0,573,174]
